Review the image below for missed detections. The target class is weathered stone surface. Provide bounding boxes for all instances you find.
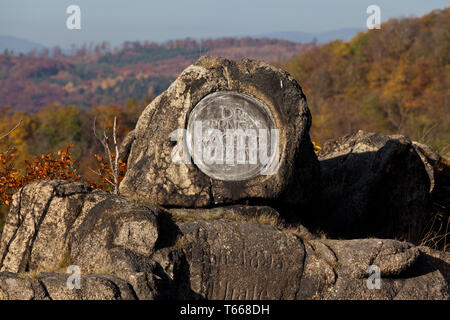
[177,220,306,299]
[317,130,432,243]
[0,272,48,300]
[0,181,197,300]
[119,56,320,218]
[167,204,284,225]
[413,142,450,245]
[418,246,450,283]
[69,195,159,276]
[0,180,161,276]
[317,239,449,300]
[0,272,136,300]
[0,180,93,273]
[174,220,449,300]
[0,181,448,300]
[412,141,441,192]
[39,273,137,300]
[119,129,135,163]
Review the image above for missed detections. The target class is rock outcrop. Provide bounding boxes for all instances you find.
[119,56,320,219]
[0,181,448,300]
[0,58,448,300]
[317,130,432,243]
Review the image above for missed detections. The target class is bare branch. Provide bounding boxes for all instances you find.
[0,119,22,140]
[92,116,122,195]
[113,117,119,194]
[92,116,100,142]
[89,168,115,185]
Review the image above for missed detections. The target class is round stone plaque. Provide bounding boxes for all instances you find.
[187,91,278,181]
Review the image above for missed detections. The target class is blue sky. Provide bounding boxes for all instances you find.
[0,0,448,47]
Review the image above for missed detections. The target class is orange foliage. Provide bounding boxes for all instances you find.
[90,154,127,191]
[0,152,21,205]
[23,146,81,183]
[0,146,84,205]
[0,144,130,205]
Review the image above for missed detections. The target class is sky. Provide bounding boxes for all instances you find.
[0,0,448,47]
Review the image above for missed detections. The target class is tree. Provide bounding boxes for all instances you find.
[91,116,126,194]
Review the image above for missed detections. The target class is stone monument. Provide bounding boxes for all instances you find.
[120,56,320,218]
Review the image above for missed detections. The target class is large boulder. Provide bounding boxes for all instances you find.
[0,180,160,276]
[177,220,305,299]
[119,56,320,219]
[0,180,178,300]
[317,130,432,243]
[0,180,198,300]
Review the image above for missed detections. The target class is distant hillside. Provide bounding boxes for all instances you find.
[0,35,45,54]
[0,37,312,111]
[286,8,450,153]
[255,28,362,44]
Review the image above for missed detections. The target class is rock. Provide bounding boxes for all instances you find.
[0,180,161,277]
[0,272,136,300]
[317,130,432,243]
[39,273,137,300]
[69,195,160,276]
[168,204,282,224]
[119,56,320,220]
[0,180,197,300]
[0,272,48,300]
[412,141,441,192]
[413,142,450,246]
[119,129,135,163]
[176,220,306,299]
[173,220,449,300]
[167,204,315,240]
[0,180,93,273]
[418,246,450,283]
[316,239,449,300]
[0,180,448,300]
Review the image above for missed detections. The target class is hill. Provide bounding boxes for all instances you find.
[255,28,362,44]
[0,35,45,54]
[286,7,450,154]
[0,38,313,112]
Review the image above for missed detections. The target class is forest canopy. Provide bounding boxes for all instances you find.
[285,7,449,155]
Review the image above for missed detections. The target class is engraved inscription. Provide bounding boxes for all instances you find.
[186,91,279,181]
